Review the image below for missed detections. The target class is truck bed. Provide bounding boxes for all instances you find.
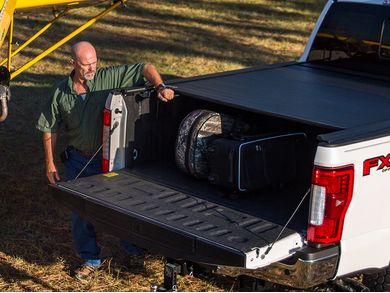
[51,163,306,268]
[172,63,390,129]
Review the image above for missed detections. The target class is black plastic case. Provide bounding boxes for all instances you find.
[207,133,308,192]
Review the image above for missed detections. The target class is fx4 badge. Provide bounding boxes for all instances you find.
[363,154,390,176]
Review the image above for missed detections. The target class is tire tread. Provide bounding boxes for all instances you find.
[363,267,390,292]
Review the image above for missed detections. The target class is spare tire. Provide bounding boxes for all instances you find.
[175,109,247,178]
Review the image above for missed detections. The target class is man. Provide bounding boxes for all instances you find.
[36,41,174,280]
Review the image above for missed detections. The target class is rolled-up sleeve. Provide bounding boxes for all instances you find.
[99,63,146,89]
[36,90,61,133]
[119,63,146,87]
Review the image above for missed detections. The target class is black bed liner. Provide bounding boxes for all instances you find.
[172,63,390,129]
[51,168,299,267]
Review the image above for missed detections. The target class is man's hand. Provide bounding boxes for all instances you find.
[157,87,175,102]
[46,161,60,184]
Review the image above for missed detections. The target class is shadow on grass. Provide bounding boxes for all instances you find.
[0,260,58,291]
[10,0,326,71]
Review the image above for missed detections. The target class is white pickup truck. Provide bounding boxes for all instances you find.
[51,0,390,290]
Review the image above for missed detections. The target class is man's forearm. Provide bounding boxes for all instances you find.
[43,132,56,164]
[143,63,174,103]
[143,63,163,87]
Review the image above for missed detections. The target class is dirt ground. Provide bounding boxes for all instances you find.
[0,1,348,291]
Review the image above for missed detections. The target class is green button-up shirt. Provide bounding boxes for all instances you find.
[36,63,145,153]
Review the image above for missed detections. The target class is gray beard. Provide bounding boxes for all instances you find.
[83,72,95,81]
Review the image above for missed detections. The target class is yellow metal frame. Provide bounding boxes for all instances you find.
[15,0,102,10]
[0,0,18,49]
[1,8,70,69]
[2,0,125,80]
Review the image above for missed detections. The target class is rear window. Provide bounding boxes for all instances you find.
[308,2,390,76]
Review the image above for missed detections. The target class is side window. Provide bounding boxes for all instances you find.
[309,5,382,61]
[307,3,390,76]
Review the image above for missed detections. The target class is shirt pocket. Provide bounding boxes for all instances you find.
[82,95,106,127]
[60,99,82,131]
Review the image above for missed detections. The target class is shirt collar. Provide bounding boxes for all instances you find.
[67,70,95,95]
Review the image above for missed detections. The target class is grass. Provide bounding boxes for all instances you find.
[0,0,328,291]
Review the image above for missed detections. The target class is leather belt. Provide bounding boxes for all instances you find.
[73,147,95,157]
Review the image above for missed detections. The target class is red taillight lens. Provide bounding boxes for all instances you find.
[103,109,111,126]
[102,158,109,173]
[102,108,111,173]
[308,165,354,244]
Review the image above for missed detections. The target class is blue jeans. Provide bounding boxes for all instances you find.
[64,146,142,267]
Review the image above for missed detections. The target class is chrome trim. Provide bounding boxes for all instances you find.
[0,85,10,122]
[216,253,338,289]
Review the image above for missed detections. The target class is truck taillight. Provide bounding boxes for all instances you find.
[102,158,109,173]
[308,165,354,245]
[102,108,111,173]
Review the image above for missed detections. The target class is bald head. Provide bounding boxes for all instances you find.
[71,41,97,81]
[71,41,96,60]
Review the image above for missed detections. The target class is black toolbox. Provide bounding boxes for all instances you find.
[207,133,308,192]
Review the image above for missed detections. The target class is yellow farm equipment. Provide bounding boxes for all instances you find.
[0,0,126,122]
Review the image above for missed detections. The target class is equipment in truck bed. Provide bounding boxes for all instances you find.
[207,132,308,192]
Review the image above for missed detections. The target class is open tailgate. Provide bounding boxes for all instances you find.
[50,169,304,269]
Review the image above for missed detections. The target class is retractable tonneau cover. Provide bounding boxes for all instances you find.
[172,63,390,129]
